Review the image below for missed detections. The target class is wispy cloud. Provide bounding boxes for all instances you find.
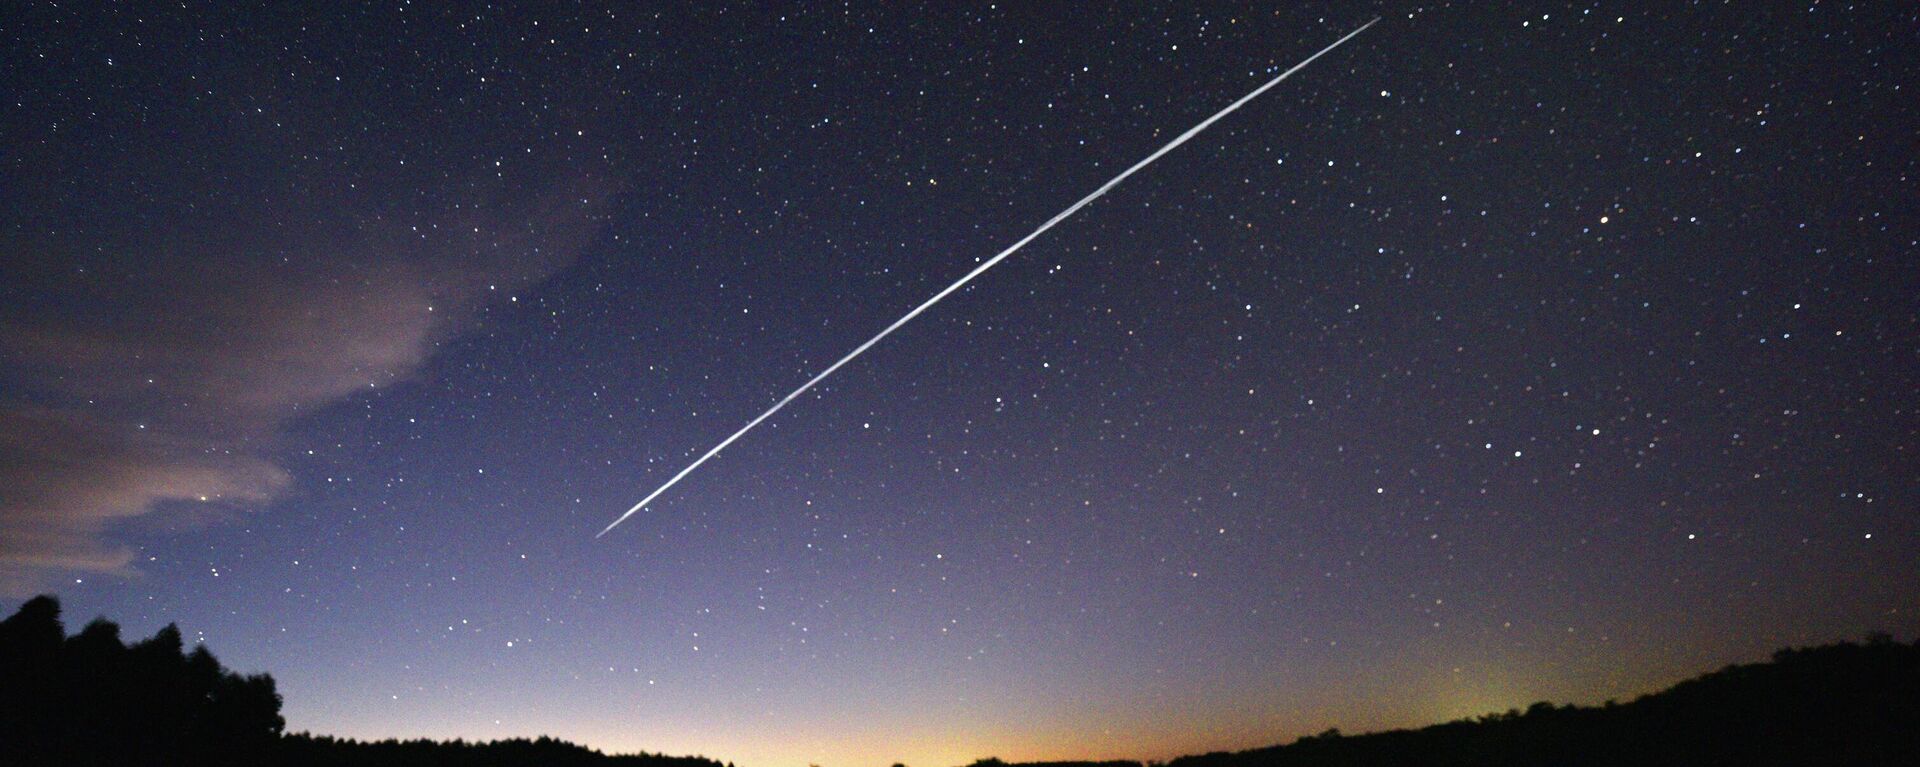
[0,174,611,594]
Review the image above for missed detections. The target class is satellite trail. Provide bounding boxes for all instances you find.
[601,17,1380,538]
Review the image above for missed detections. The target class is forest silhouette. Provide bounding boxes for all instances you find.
[3,595,1916,766]
[0,596,730,767]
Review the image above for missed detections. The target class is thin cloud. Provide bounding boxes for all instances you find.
[0,176,611,594]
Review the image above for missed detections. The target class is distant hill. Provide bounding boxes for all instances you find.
[1155,635,1920,767]
[6,595,1917,766]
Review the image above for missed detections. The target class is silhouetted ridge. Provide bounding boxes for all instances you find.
[1161,635,1920,767]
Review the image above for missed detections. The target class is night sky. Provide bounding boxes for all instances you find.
[3,3,1916,766]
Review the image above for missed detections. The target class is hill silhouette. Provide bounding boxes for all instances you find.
[965,634,1919,767]
[5,595,1917,766]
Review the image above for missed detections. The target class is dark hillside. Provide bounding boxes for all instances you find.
[1161,636,1920,767]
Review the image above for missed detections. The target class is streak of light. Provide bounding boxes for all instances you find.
[601,17,1381,538]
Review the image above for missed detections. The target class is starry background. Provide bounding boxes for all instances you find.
[2,2,1916,766]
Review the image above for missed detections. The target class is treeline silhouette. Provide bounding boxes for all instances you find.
[7,595,1918,766]
[1,595,283,765]
[963,760,1144,767]
[0,596,729,767]
[280,733,731,767]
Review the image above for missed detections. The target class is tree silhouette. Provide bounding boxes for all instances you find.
[0,595,284,766]
[8,596,1917,766]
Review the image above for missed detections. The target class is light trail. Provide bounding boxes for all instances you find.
[601,17,1380,538]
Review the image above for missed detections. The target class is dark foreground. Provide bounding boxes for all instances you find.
[4,595,1916,766]
[1160,636,1918,766]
